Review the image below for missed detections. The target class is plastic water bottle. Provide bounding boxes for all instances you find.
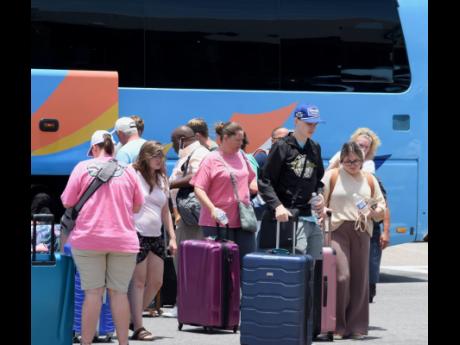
[309,192,321,220]
[353,193,370,216]
[215,208,229,225]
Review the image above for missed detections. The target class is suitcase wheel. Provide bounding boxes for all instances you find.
[178,323,183,331]
[327,332,334,341]
[233,325,238,333]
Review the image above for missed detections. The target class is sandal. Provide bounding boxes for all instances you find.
[131,327,155,341]
[350,333,366,340]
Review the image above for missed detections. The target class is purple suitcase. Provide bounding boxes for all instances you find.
[177,237,240,332]
[313,211,337,341]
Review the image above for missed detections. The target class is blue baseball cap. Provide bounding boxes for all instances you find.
[292,104,325,123]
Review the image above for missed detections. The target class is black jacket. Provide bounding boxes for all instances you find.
[258,133,324,217]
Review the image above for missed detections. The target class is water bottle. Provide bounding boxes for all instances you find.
[309,192,321,220]
[353,193,370,216]
[215,207,229,225]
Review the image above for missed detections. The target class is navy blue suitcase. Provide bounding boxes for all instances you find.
[241,219,314,345]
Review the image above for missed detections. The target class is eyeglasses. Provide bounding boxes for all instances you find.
[342,159,362,166]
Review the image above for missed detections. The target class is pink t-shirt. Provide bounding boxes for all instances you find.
[190,150,256,228]
[61,156,144,253]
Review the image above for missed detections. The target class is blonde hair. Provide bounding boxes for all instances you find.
[350,127,381,160]
[187,117,209,137]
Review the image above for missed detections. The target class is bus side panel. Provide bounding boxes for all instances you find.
[31,69,119,175]
[375,160,418,245]
[398,0,428,240]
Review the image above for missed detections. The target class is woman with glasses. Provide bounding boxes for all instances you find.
[327,127,381,173]
[327,127,390,303]
[320,142,386,340]
[128,141,177,341]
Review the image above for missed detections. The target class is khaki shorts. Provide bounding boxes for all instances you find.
[72,249,137,293]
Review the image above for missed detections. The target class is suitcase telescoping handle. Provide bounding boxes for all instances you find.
[275,215,298,255]
[32,213,55,263]
[215,222,229,241]
[324,210,332,247]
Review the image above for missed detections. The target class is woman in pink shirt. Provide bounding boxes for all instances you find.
[191,122,258,265]
[61,130,144,345]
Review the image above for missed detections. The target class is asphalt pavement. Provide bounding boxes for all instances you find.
[106,242,428,345]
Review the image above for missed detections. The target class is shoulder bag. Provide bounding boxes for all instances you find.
[60,159,118,235]
[219,152,257,233]
[176,150,201,226]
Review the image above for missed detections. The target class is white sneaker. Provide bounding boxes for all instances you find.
[162,306,177,318]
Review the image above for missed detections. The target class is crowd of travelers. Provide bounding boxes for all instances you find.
[31,105,390,344]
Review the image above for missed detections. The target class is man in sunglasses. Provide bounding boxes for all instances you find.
[165,126,210,317]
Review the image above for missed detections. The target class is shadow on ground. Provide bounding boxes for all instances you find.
[379,272,428,283]
[178,327,237,336]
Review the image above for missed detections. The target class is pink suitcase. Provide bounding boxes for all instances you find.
[177,237,240,333]
[313,211,337,341]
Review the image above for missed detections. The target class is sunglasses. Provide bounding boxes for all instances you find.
[150,152,164,159]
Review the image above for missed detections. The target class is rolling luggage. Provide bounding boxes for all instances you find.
[63,244,115,342]
[159,225,177,307]
[177,225,240,332]
[313,211,337,341]
[145,226,177,316]
[241,217,314,345]
[31,214,75,345]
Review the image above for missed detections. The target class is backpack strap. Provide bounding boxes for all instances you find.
[181,148,198,177]
[253,148,268,157]
[326,168,339,207]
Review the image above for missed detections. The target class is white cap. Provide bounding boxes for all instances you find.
[113,117,138,135]
[87,130,115,157]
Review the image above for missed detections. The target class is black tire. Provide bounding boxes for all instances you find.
[178,323,183,331]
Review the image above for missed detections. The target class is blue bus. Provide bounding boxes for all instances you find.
[31,0,427,245]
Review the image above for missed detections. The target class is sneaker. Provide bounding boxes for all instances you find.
[333,334,346,340]
[162,306,177,318]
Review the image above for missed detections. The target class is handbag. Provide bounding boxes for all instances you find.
[176,151,201,226]
[60,159,118,235]
[219,152,257,233]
